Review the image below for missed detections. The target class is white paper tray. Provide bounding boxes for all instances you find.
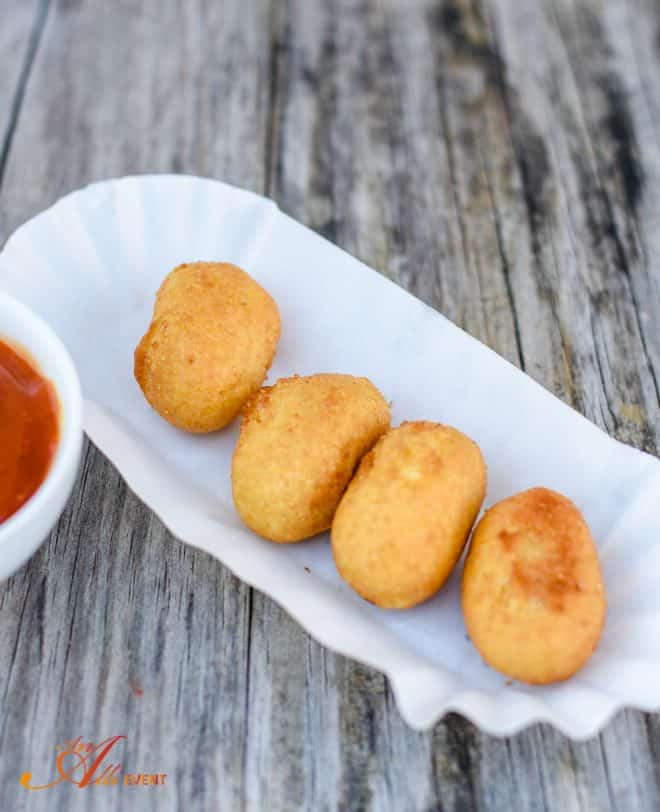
[1,175,658,738]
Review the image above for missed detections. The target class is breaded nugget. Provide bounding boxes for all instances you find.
[332,421,486,608]
[462,488,606,684]
[231,374,391,542]
[134,262,280,432]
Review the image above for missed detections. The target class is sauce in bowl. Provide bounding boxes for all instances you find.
[0,338,59,524]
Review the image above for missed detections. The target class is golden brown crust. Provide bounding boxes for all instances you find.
[462,487,607,684]
[331,421,487,608]
[134,262,280,432]
[231,373,391,542]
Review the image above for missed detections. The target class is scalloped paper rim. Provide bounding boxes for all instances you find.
[2,175,659,739]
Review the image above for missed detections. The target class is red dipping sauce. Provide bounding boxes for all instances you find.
[0,338,59,524]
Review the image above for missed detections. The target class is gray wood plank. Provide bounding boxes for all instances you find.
[0,1,271,811]
[0,0,658,810]
[0,0,48,198]
[269,0,660,810]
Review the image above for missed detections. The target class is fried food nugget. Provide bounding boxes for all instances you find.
[231,374,391,542]
[462,488,606,684]
[332,421,486,608]
[134,262,280,432]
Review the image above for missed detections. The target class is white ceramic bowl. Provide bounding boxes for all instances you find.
[0,291,83,578]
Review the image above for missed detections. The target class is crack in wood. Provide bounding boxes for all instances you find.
[0,0,50,195]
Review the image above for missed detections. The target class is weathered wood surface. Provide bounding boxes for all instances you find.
[0,0,658,809]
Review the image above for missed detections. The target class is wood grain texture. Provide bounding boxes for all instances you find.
[0,0,47,192]
[0,0,658,810]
